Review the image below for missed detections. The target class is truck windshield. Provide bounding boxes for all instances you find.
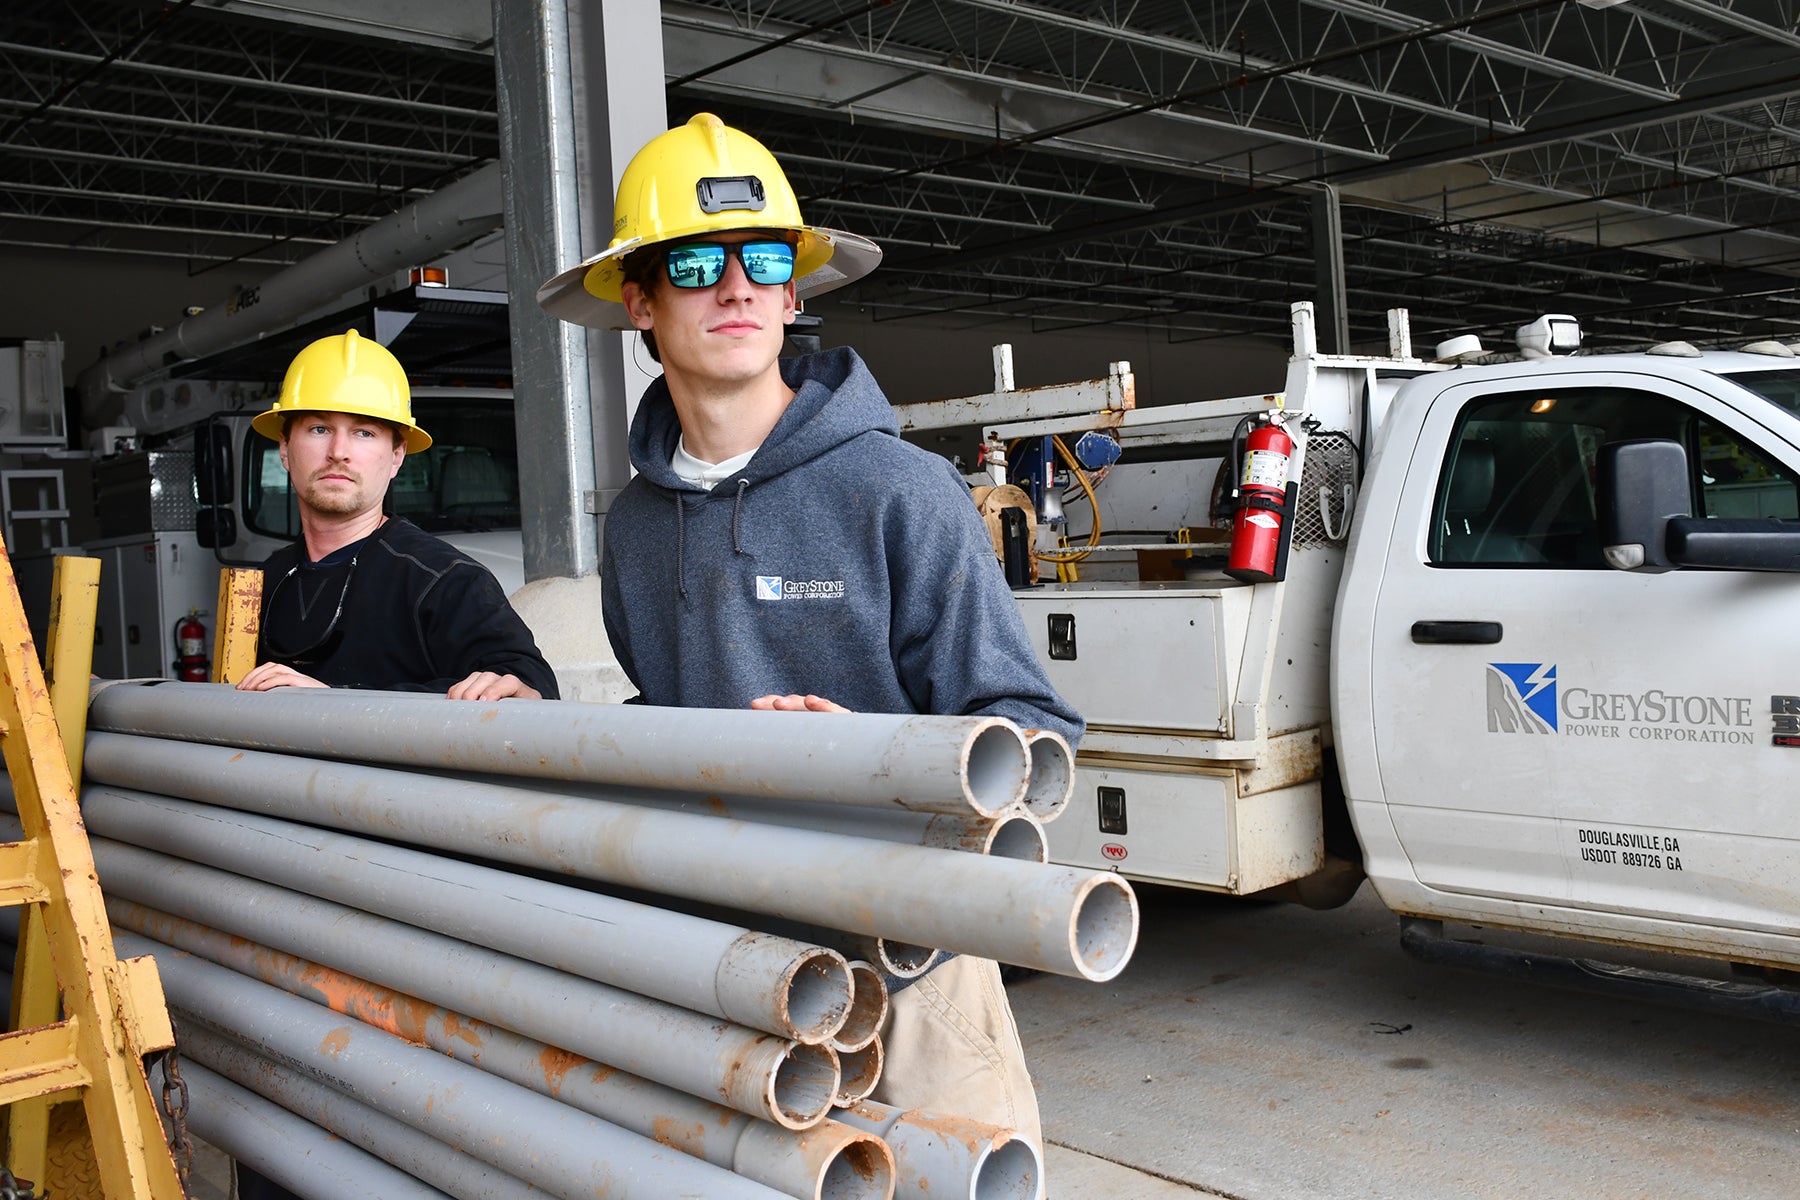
[246,397,519,538]
[1721,368,1800,419]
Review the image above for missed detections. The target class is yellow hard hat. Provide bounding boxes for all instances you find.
[536,113,882,330]
[252,329,432,453]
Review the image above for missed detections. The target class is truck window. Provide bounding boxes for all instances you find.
[244,398,520,539]
[1722,367,1800,419]
[1430,387,1798,567]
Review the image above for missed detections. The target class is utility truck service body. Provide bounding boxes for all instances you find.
[908,302,1800,985]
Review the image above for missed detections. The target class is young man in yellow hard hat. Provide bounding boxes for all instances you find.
[235,328,557,700]
[539,113,1081,1150]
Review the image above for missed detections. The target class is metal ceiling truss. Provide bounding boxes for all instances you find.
[4,0,1800,352]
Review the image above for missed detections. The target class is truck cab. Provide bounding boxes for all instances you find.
[1335,346,1800,973]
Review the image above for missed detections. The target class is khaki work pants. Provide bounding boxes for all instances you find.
[869,955,1043,1150]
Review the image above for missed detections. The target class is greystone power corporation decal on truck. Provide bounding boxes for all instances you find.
[1484,662,1774,745]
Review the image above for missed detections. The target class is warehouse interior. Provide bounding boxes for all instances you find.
[2,6,1800,1199]
[6,0,1800,405]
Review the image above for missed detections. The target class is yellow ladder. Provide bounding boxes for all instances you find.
[0,545,184,1198]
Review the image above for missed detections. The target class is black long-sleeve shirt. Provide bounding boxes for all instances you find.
[257,517,559,698]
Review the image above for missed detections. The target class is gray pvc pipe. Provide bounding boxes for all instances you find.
[836,1100,1045,1200]
[137,911,890,1200]
[87,680,1030,816]
[93,840,840,1129]
[122,932,791,1200]
[178,1059,458,1200]
[511,778,1048,860]
[832,963,889,1054]
[1023,731,1075,822]
[833,1038,883,1107]
[181,1026,547,1200]
[83,733,1138,981]
[79,785,850,1043]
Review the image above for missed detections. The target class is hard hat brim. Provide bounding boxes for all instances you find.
[251,407,432,454]
[536,229,883,331]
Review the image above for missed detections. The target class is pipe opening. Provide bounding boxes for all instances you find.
[1072,876,1140,982]
[1021,734,1073,821]
[987,815,1047,863]
[875,938,939,979]
[819,1135,894,1200]
[771,1041,839,1130]
[832,1039,882,1106]
[973,1135,1043,1200]
[786,950,854,1044]
[964,725,1030,816]
[832,962,887,1052]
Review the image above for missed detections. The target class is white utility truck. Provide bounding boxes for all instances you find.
[904,302,1800,1002]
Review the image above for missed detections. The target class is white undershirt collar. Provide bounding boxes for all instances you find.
[671,438,757,490]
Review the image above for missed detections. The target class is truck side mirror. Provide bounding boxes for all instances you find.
[1598,439,1688,572]
[1601,437,1800,573]
[194,420,238,550]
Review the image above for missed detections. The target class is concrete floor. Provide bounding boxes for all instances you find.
[1012,884,1799,1200]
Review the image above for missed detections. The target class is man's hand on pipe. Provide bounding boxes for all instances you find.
[749,694,851,713]
[448,671,542,701]
[235,663,328,691]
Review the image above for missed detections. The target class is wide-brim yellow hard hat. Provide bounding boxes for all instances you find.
[252,328,432,453]
[536,113,882,331]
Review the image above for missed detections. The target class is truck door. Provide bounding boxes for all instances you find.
[1359,370,1800,935]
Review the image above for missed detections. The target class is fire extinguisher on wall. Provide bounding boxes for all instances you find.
[1225,415,1295,584]
[173,609,209,681]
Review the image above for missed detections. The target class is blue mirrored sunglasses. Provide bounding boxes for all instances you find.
[664,240,796,289]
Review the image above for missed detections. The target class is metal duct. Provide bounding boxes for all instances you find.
[76,163,505,429]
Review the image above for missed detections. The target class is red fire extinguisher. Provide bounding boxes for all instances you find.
[173,609,209,681]
[1226,417,1294,583]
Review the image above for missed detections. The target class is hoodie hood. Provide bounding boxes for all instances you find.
[627,346,899,490]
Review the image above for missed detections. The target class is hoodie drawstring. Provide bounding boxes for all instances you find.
[732,479,749,555]
[674,494,688,599]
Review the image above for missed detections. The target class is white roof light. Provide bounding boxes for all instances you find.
[1517,314,1582,359]
[1433,334,1484,363]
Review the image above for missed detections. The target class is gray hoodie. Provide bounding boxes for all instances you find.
[600,346,1082,743]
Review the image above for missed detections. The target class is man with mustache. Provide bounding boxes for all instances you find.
[236,328,557,700]
[538,114,1079,1155]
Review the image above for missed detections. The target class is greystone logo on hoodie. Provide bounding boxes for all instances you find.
[755,575,847,601]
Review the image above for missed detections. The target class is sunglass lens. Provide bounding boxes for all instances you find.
[740,241,796,285]
[666,244,726,288]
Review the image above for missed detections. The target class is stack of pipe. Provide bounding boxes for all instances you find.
[68,681,1135,1200]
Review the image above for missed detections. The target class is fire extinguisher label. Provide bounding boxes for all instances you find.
[180,637,204,656]
[1243,448,1289,489]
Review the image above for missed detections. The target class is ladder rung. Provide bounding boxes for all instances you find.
[0,1020,90,1106]
[0,839,49,906]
